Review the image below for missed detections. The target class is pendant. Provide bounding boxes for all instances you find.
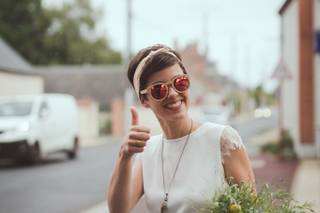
[161,200,168,213]
[161,193,168,213]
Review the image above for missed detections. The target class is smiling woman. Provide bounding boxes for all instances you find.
[107,44,255,213]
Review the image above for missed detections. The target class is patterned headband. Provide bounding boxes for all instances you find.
[133,48,181,99]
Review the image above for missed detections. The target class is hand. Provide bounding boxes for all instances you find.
[120,106,151,159]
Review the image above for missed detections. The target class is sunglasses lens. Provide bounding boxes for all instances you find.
[150,84,168,100]
[174,76,190,92]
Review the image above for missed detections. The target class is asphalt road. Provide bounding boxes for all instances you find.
[232,111,278,155]
[0,112,277,213]
[0,137,121,213]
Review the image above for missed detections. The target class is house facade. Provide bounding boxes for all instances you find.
[0,38,43,96]
[279,0,320,157]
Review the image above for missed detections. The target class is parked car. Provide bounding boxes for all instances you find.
[254,106,272,119]
[0,94,79,164]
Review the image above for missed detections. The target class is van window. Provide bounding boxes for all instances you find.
[39,101,50,118]
[0,101,33,117]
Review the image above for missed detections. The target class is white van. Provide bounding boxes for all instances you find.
[0,94,79,163]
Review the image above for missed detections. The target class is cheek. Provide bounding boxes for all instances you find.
[182,91,189,103]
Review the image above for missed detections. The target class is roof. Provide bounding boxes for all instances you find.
[279,0,293,15]
[34,65,131,110]
[0,37,33,74]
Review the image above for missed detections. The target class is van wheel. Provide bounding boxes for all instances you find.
[27,142,42,164]
[67,138,79,159]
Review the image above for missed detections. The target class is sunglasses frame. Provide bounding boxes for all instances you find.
[140,74,190,101]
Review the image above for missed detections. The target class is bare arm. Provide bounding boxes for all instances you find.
[107,107,149,213]
[220,127,256,191]
[107,152,144,213]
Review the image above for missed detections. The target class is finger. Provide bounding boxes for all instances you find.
[130,106,139,126]
[131,125,151,133]
[126,145,144,154]
[129,132,150,141]
[128,139,146,147]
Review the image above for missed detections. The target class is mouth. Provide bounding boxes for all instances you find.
[163,99,183,111]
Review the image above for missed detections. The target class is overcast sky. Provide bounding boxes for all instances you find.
[46,0,284,91]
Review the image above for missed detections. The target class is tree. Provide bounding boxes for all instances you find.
[0,0,121,64]
[0,0,50,64]
[249,84,276,108]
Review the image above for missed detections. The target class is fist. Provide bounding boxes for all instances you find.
[120,106,151,159]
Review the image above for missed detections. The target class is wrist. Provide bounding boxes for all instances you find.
[118,148,132,162]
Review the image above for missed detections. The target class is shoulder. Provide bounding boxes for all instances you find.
[199,122,227,137]
[220,126,245,157]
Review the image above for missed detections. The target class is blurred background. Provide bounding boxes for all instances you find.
[0,0,319,212]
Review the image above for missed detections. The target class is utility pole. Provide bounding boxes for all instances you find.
[202,13,209,63]
[124,0,134,135]
[245,42,251,88]
[126,0,132,63]
[230,34,238,81]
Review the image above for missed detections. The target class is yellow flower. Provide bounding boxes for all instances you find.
[228,203,242,213]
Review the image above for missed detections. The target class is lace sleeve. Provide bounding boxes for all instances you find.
[220,126,246,162]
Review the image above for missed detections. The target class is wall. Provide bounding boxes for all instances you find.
[281,0,300,154]
[315,0,320,156]
[77,99,99,146]
[0,72,43,96]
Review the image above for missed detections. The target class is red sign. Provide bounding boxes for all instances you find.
[271,59,292,80]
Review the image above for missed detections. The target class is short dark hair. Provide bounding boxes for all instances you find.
[127,44,187,98]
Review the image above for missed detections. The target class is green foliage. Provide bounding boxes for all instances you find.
[100,118,112,135]
[260,130,297,160]
[281,130,297,160]
[200,183,314,213]
[251,85,264,108]
[226,92,242,115]
[248,84,276,108]
[0,0,50,64]
[261,142,278,155]
[0,0,121,64]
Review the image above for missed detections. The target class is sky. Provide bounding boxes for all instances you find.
[46,0,285,91]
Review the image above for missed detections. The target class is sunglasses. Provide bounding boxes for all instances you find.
[140,74,190,101]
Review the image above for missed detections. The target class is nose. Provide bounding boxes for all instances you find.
[166,84,179,99]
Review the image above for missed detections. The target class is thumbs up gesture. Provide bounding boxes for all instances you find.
[120,106,151,159]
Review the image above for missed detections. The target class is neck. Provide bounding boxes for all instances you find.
[158,116,194,139]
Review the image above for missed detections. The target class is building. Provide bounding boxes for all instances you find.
[279,0,320,157]
[0,38,43,96]
[34,65,130,136]
[34,65,129,110]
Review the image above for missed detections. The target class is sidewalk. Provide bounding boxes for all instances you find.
[249,127,320,212]
[291,159,320,212]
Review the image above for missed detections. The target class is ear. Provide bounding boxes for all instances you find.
[140,97,150,108]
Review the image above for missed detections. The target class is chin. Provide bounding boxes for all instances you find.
[160,103,189,121]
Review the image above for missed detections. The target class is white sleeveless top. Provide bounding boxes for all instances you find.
[134,122,245,213]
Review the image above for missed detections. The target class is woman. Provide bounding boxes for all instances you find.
[107,44,255,213]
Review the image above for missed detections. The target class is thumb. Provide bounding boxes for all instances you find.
[130,106,139,126]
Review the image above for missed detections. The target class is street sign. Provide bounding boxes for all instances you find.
[271,59,292,80]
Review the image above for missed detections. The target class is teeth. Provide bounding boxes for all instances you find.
[166,100,181,108]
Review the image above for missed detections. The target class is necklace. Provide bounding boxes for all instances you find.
[160,119,193,213]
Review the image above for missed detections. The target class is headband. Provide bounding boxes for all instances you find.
[133,48,181,98]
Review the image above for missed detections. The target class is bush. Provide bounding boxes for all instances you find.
[260,130,297,160]
[261,143,278,155]
[199,182,314,213]
[100,118,112,135]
